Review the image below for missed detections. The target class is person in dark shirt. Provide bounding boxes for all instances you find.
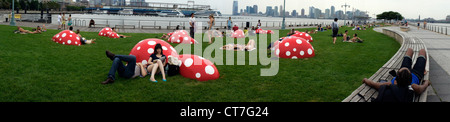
[145,43,167,83]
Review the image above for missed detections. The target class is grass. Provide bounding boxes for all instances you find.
[0,25,400,102]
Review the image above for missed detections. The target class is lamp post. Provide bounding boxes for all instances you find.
[341,3,350,25]
[10,0,16,26]
[281,0,286,29]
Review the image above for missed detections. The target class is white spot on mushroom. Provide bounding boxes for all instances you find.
[300,51,305,56]
[205,65,215,75]
[76,37,79,41]
[162,46,168,50]
[286,51,291,56]
[292,56,298,59]
[285,42,290,47]
[67,40,71,44]
[306,34,310,37]
[61,33,66,37]
[195,73,201,78]
[147,48,154,54]
[184,58,193,67]
[70,35,72,37]
[293,48,297,52]
[137,46,141,51]
[184,37,189,41]
[177,39,180,43]
[307,48,313,55]
[296,39,302,44]
[275,49,280,55]
[56,34,60,38]
[147,41,156,45]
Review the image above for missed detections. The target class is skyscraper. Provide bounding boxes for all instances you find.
[233,0,239,15]
[331,6,335,18]
[301,8,305,17]
[309,6,315,18]
[274,6,279,17]
[266,6,273,16]
[325,9,330,19]
[253,5,258,14]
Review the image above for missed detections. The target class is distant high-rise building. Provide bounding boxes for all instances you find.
[309,6,315,18]
[274,6,279,17]
[301,8,305,17]
[331,6,335,18]
[233,0,239,15]
[292,10,298,17]
[447,15,450,21]
[266,6,273,16]
[253,5,258,14]
[314,8,321,19]
[325,9,330,19]
[336,10,344,19]
[280,5,284,16]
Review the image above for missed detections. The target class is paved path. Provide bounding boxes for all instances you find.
[0,21,315,34]
[375,26,450,102]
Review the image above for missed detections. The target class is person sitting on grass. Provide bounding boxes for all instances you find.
[342,30,351,42]
[89,19,95,28]
[75,29,96,45]
[111,27,132,38]
[349,33,364,43]
[161,34,170,40]
[145,43,167,83]
[16,26,41,34]
[221,39,256,51]
[362,48,430,102]
[102,50,150,84]
[287,29,296,36]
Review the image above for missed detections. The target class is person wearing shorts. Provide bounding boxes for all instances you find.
[362,48,430,95]
[331,18,339,44]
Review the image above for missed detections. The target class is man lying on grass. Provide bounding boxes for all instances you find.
[362,48,430,102]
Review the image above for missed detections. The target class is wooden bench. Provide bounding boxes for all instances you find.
[141,25,161,29]
[342,28,430,102]
[115,25,136,29]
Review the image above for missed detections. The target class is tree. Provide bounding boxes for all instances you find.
[377,11,404,21]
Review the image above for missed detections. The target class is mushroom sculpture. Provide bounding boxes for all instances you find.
[108,32,120,39]
[273,37,315,59]
[98,27,112,37]
[178,54,220,81]
[52,30,82,46]
[129,38,179,65]
[291,31,313,42]
[167,30,197,44]
[231,29,245,38]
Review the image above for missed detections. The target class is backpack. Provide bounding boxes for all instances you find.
[167,64,179,76]
[372,85,414,102]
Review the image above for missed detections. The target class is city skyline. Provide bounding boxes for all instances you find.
[71,0,450,20]
[126,0,449,20]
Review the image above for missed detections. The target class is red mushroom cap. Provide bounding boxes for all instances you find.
[178,54,220,81]
[129,38,178,64]
[167,30,197,44]
[99,27,112,37]
[273,37,315,59]
[52,30,82,46]
[231,29,245,38]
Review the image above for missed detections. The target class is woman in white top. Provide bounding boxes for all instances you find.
[207,14,215,44]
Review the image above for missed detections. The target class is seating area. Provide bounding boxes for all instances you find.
[343,28,430,102]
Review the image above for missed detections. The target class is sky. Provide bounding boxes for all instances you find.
[134,0,450,20]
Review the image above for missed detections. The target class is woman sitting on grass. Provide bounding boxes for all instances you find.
[145,43,167,83]
[111,27,132,38]
[75,29,96,45]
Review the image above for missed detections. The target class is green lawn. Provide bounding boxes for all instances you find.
[0,25,399,102]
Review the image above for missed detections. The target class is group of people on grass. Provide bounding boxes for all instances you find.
[331,18,364,44]
[102,44,168,84]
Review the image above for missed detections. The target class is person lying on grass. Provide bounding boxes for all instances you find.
[16,26,41,34]
[145,43,167,83]
[111,27,132,38]
[221,39,256,51]
[75,29,96,45]
[362,48,430,102]
[102,51,149,84]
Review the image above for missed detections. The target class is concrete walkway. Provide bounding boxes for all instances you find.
[376,26,450,102]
